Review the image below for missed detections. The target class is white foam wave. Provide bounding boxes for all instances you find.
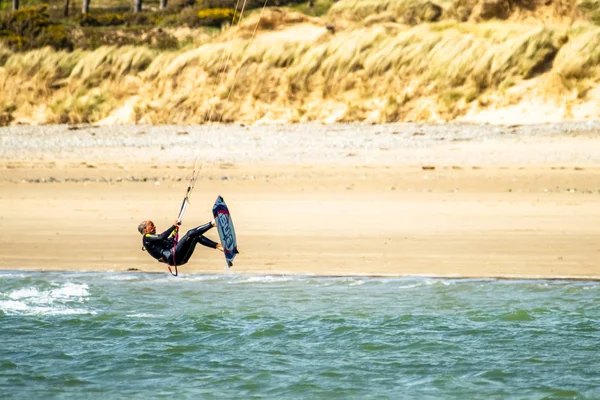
[9,287,41,300]
[127,313,157,318]
[1,282,91,316]
[232,276,297,284]
[50,283,89,299]
[32,307,95,316]
[316,281,336,287]
[0,300,95,316]
[398,283,422,290]
[349,280,365,286]
[582,285,599,290]
[180,275,224,282]
[0,300,28,312]
[0,273,28,279]
[424,279,454,286]
[42,307,92,316]
[105,275,139,281]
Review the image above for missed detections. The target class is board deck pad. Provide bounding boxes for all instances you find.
[212,195,238,268]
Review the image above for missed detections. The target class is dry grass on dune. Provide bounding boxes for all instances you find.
[553,25,600,80]
[228,7,316,37]
[0,44,11,66]
[1,48,85,122]
[329,0,429,20]
[128,20,588,123]
[68,46,157,84]
[0,46,159,123]
[327,0,587,25]
[1,4,600,124]
[4,47,84,83]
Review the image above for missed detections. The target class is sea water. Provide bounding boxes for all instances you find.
[1,271,598,399]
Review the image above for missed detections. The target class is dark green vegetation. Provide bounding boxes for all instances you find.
[0,5,72,50]
[0,0,314,51]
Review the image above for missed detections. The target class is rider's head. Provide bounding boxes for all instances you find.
[138,220,156,235]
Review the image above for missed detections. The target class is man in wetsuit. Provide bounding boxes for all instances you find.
[138,219,223,267]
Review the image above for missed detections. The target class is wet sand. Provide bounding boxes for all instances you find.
[1,123,599,278]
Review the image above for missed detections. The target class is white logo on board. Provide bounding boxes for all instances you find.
[218,213,234,248]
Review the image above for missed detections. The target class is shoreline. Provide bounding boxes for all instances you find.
[3,268,600,282]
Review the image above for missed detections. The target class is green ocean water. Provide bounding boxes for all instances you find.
[0,272,598,399]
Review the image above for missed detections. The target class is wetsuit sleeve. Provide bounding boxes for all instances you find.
[144,225,177,242]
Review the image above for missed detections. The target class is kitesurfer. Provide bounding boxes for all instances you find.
[138,219,223,267]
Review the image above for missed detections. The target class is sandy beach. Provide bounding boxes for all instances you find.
[1,122,599,279]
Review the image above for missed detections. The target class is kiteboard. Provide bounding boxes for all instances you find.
[212,195,239,268]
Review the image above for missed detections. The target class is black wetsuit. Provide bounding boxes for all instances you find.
[142,222,218,266]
